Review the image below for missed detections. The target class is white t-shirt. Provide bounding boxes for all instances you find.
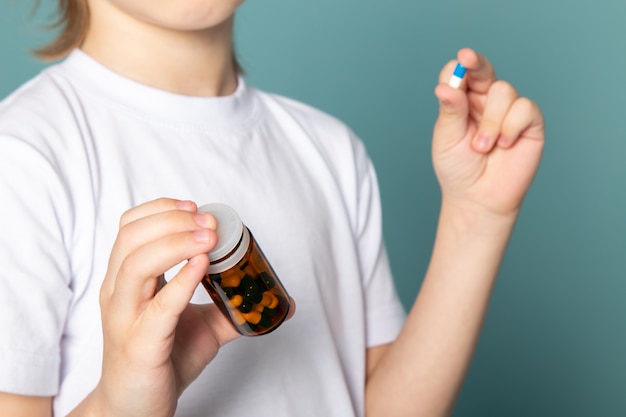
[0,49,406,417]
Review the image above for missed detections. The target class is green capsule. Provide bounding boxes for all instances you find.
[263,307,279,316]
[240,274,259,291]
[239,301,253,313]
[222,287,236,299]
[258,313,272,328]
[242,288,262,304]
[259,272,275,289]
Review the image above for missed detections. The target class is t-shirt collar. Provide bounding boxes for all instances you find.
[54,49,259,131]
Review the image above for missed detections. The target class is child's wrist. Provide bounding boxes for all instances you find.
[67,384,107,417]
[438,198,519,239]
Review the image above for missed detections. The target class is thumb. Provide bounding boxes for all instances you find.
[433,83,471,150]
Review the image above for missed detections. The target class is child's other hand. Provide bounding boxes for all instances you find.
[93,198,242,417]
[432,48,545,218]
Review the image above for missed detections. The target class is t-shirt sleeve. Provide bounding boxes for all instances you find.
[352,136,407,348]
[0,133,73,396]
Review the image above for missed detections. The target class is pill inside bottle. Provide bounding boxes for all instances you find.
[198,203,291,336]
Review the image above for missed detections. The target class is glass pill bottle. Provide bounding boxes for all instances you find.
[198,203,291,336]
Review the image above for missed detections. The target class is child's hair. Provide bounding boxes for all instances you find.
[34,0,243,74]
[34,0,89,61]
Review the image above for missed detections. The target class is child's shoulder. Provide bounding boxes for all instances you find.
[0,65,73,127]
[0,63,89,158]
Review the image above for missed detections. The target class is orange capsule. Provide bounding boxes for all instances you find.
[259,292,273,307]
[229,294,243,308]
[242,311,262,325]
[221,273,242,288]
[230,309,246,325]
[266,291,279,309]
[254,303,265,313]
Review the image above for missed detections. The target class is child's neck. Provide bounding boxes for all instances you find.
[81,13,238,97]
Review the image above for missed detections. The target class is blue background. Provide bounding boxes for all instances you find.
[2,1,625,415]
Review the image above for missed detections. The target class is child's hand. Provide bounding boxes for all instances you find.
[432,48,545,218]
[93,198,242,417]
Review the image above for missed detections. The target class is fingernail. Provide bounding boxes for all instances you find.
[474,134,491,151]
[176,200,196,211]
[194,229,211,242]
[194,213,215,228]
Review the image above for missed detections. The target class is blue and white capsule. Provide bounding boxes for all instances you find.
[448,63,467,88]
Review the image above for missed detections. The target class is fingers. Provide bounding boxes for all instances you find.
[105,199,199,289]
[101,199,217,319]
[433,82,471,150]
[438,59,461,85]
[140,253,211,341]
[119,198,197,228]
[435,49,542,154]
[473,84,544,153]
[110,209,215,275]
[458,48,497,94]
[499,97,545,148]
[433,48,497,150]
[472,81,519,153]
[109,228,215,318]
[438,49,497,94]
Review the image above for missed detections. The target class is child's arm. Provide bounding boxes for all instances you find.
[32,199,244,417]
[365,48,545,417]
[71,199,244,417]
[0,199,291,417]
[0,393,52,417]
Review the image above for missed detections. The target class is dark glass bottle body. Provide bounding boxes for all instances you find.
[198,204,290,336]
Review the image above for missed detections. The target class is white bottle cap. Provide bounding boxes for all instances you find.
[197,203,250,274]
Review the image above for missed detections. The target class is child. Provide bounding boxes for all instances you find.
[0,1,544,416]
